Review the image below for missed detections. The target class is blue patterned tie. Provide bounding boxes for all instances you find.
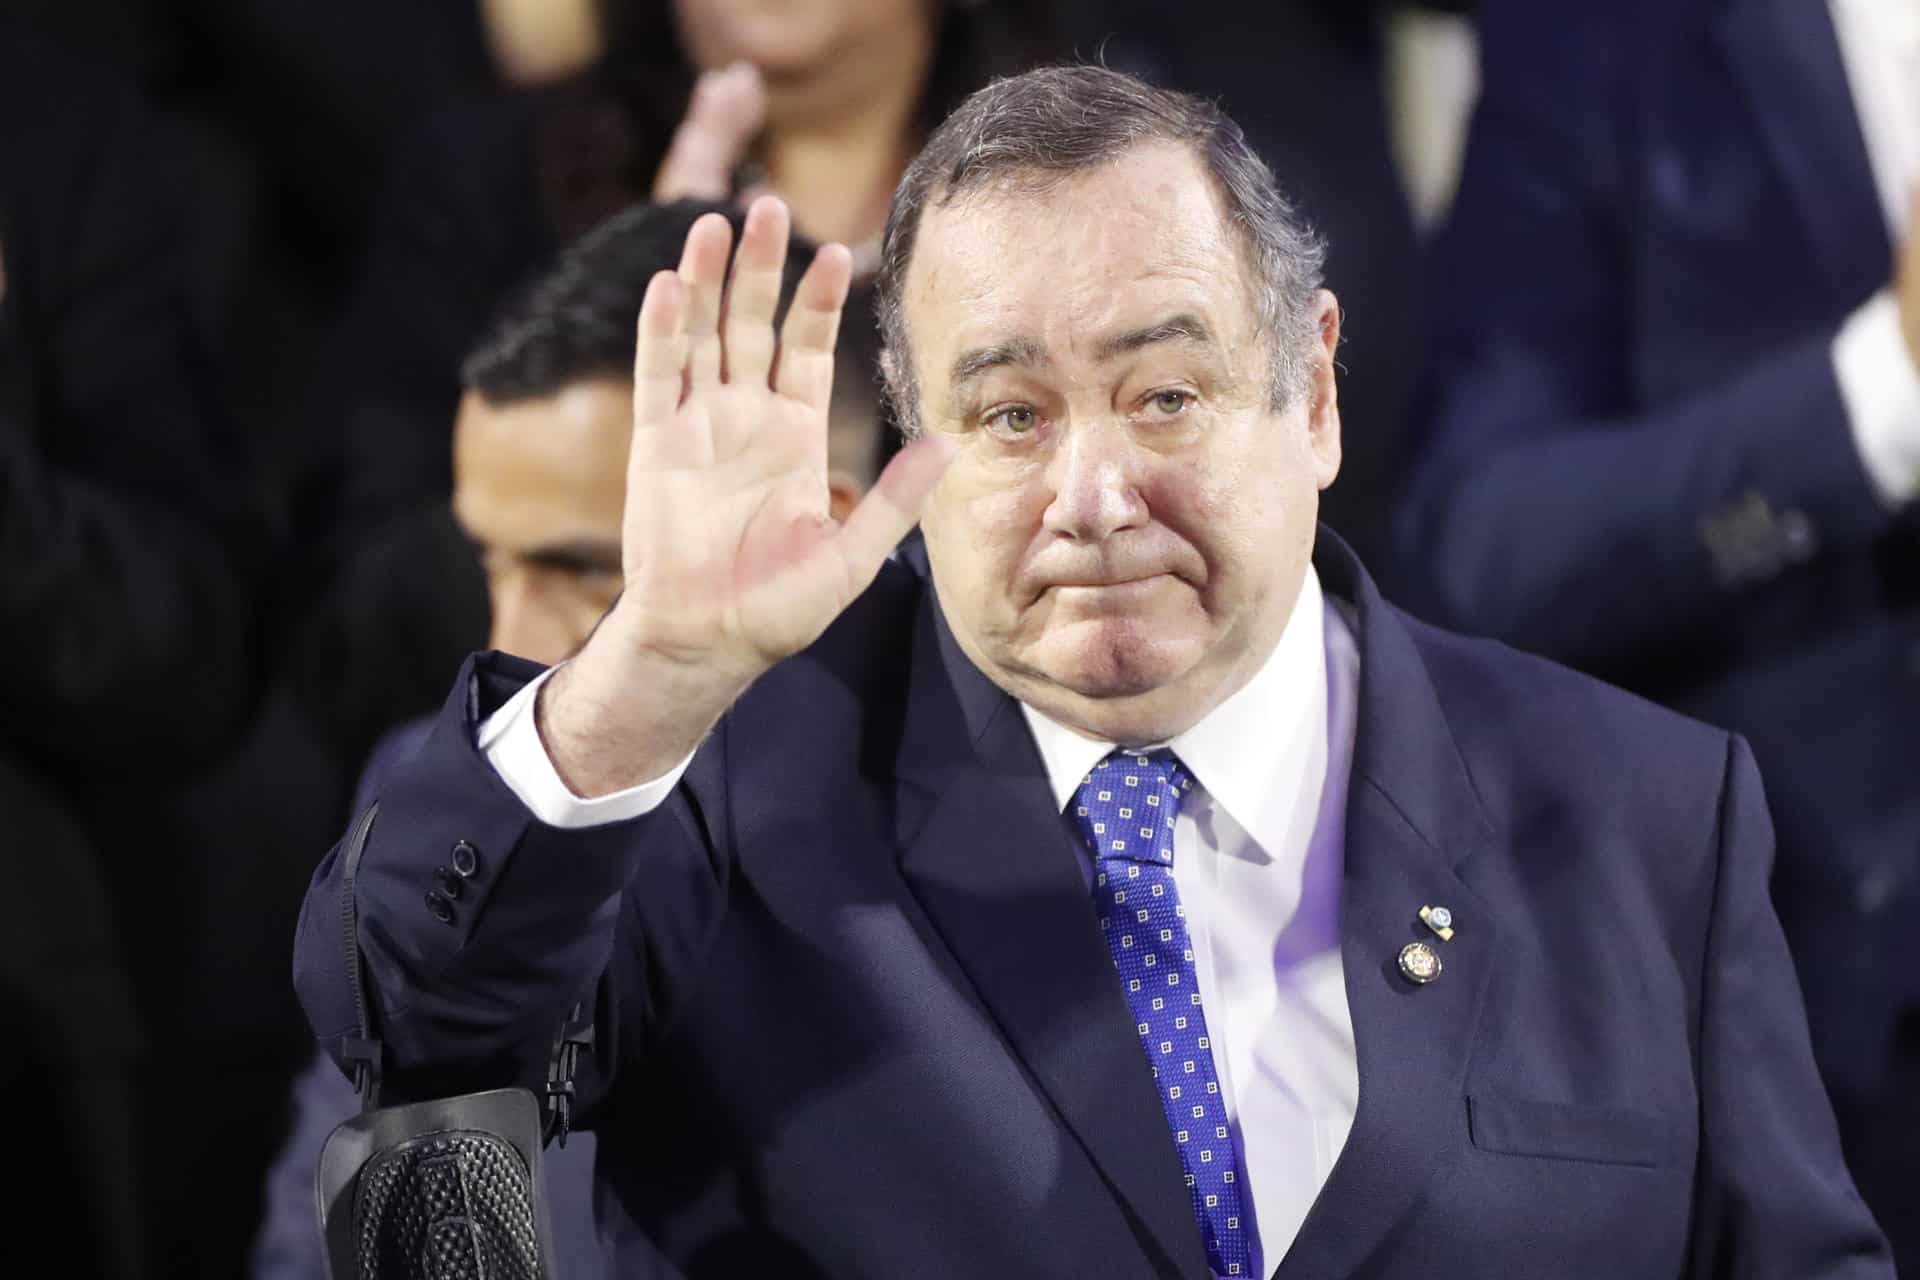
[1074,750,1253,1278]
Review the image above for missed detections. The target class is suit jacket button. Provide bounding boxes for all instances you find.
[433,867,463,899]
[425,889,457,925]
[450,841,481,878]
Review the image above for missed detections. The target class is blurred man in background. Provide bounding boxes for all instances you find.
[1400,0,1920,1264]
[254,198,835,1280]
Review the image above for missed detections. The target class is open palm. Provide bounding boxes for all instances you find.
[618,197,950,684]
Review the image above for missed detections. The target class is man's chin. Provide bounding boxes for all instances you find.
[1048,666,1179,702]
[1010,632,1213,740]
[1039,626,1193,691]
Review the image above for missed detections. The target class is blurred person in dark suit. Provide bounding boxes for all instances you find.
[1398,0,1920,1264]
[0,24,257,1279]
[298,67,1889,1278]
[253,197,830,1280]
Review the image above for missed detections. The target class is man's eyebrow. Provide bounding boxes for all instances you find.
[949,336,1048,390]
[1093,314,1217,362]
[945,315,1216,393]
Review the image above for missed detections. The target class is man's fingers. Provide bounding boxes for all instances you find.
[631,269,687,425]
[678,212,734,387]
[652,62,766,202]
[773,242,854,414]
[722,196,791,387]
[832,432,958,586]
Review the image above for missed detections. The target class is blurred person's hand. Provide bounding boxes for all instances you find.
[1901,194,1920,371]
[534,197,952,795]
[653,63,767,204]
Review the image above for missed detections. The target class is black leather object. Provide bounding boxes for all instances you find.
[318,1087,551,1280]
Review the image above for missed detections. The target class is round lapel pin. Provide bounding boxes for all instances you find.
[1398,941,1443,985]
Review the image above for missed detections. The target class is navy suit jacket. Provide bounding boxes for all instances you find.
[1399,0,1920,1101]
[295,534,1888,1277]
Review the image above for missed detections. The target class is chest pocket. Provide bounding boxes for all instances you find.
[1467,1095,1672,1168]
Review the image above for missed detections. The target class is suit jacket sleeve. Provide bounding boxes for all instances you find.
[1398,0,1892,676]
[292,651,732,1110]
[1686,735,1891,1276]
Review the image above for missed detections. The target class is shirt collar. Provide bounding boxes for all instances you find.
[1021,568,1331,837]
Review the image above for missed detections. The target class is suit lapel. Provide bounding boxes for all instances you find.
[1274,537,1502,1279]
[1716,0,1890,288]
[894,593,1211,1279]
[891,534,1505,1278]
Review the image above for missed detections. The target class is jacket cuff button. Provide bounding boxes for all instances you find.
[425,889,457,925]
[450,840,481,878]
[432,867,463,899]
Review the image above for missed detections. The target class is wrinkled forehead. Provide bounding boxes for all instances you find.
[899,142,1261,366]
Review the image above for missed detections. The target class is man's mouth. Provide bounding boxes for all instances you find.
[1046,570,1170,589]
[1045,574,1174,603]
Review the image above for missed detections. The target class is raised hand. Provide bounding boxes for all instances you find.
[652,63,767,204]
[537,197,953,795]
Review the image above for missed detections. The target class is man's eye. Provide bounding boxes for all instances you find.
[986,405,1037,435]
[1147,389,1193,416]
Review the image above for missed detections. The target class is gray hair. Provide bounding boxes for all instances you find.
[875,64,1327,437]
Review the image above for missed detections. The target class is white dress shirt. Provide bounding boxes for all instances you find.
[1828,0,1920,502]
[478,569,1363,1274]
[1019,568,1360,1274]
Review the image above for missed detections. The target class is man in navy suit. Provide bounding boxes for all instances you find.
[1396,0,1920,1262]
[296,66,1891,1276]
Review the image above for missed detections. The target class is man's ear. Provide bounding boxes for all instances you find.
[1304,288,1342,491]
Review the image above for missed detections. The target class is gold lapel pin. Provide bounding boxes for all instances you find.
[1398,941,1443,985]
[1418,904,1455,942]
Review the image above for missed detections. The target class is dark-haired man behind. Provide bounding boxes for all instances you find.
[255,199,840,1280]
[298,68,1889,1277]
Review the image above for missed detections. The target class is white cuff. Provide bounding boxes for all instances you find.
[1833,289,1920,506]
[478,665,695,828]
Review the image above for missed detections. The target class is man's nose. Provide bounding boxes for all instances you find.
[1041,418,1149,542]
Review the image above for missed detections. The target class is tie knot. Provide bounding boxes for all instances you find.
[1070,750,1191,866]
